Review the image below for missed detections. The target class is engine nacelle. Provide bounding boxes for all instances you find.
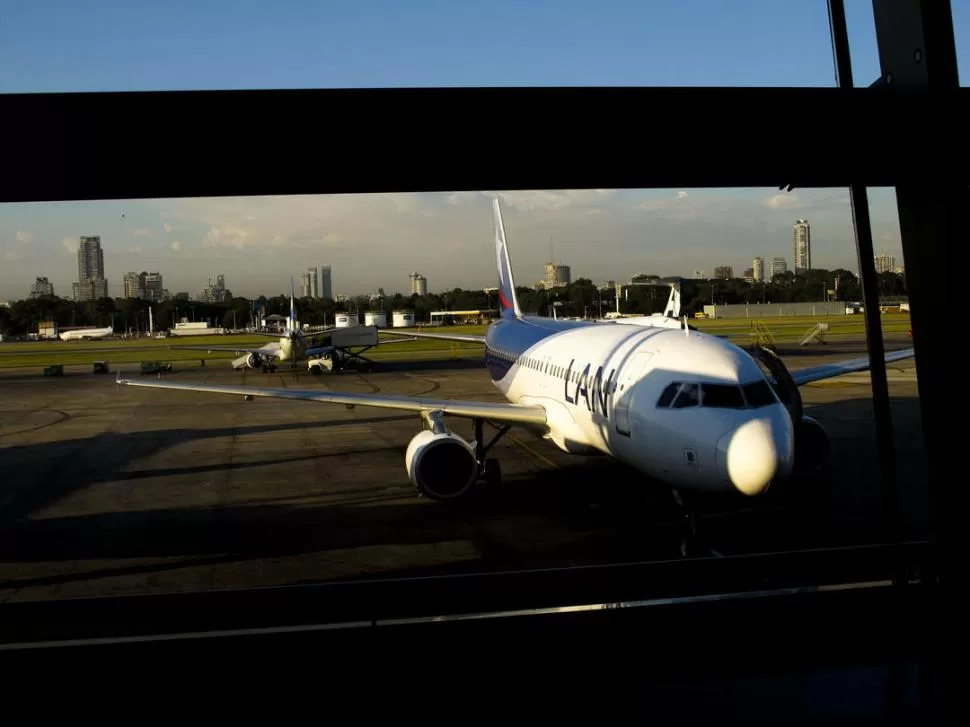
[793,415,831,476]
[405,429,479,500]
[246,352,263,369]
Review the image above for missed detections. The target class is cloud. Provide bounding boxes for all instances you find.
[487,189,616,213]
[202,226,254,249]
[763,192,801,209]
[163,223,173,233]
[133,227,152,237]
[62,237,78,254]
[15,229,30,245]
[676,190,688,199]
[170,240,181,252]
[3,250,26,261]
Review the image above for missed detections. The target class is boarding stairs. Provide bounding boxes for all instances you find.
[800,322,829,346]
[750,320,777,352]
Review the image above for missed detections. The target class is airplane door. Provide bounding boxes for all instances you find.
[614,352,654,436]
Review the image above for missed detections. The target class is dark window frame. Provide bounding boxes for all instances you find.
[0,0,955,653]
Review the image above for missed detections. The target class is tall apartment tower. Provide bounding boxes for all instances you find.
[306,266,319,298]
[320,266,333,299]
[752,256,764,282]
[793,219,811,273]
[74,235,108,301]
[874,254,896,273]
[544,262,571,288]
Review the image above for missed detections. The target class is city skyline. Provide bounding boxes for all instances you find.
[0,188,906,299]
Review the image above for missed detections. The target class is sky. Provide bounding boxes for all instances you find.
[1,1,966,299]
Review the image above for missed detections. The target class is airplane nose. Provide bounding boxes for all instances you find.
[718,418,783,496]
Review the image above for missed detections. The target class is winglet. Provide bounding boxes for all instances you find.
[492,197,522,319]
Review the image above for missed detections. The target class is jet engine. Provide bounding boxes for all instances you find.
[749,345,831,476]
[246,352,263,369]
[405,429,479,500]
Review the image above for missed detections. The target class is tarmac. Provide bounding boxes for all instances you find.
[0,334,926,603]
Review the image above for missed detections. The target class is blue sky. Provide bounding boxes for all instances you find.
[1,1,965,298]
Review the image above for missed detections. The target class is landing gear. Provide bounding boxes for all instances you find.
[671,490,719,558]
[473,419,510,488]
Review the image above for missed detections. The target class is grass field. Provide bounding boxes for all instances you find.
[0,314,909,369]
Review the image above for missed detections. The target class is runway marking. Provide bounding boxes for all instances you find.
[508,433,558,469]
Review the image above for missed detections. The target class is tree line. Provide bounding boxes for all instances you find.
[0,268,906,335]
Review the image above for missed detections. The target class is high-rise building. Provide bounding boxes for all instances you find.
[793,219,811,273]
[768,257,788,281]
[123,271,167,301]
[543,262,571,288]
[409,272,428,296]
[752,257,764,282]
[198,275,228,303]
[874,254,896,273]
[742,268,754,283]
[306,266,319,298]
[75,235,108,301]
[320,266,333,299]
[300,272,311,298]
[713,266,734,280]
[142,272,167,301]
[123,272,144,299]
[29,277,55,298]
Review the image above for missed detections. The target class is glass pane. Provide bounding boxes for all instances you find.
[0,0,848,93]
[0,187,927,601]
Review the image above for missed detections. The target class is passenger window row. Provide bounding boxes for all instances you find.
[490,348,618,393]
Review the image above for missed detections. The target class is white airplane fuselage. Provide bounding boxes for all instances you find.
[483,314,794,496]
[276,335,304,363]
[58,326,113,341]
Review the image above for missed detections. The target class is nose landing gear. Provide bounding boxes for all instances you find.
[671,490,721,558]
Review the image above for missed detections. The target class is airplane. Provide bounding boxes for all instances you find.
[175,281,334,372]
[118,198,914,539]
[59,326,114,341]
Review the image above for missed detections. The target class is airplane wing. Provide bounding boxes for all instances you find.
[790,348,915,387]
[173,345,282,359]
[379,329,485,344]
[116,376,548,427]
[304,337,417,357]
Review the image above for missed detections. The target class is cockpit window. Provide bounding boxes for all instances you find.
[656,383,680,408]
[742,380,777,408]
[701,383,745,409]
[672,383,700,408]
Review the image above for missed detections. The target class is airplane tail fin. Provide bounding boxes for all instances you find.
[663,283,682,318]
[492,197,522,320]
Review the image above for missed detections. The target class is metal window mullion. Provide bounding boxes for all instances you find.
[827,0,901,553]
